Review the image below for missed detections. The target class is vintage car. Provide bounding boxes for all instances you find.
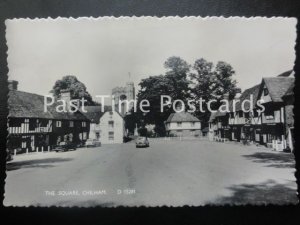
[54,141,77,152]
[85,139,101,148]
[136,136,150,148]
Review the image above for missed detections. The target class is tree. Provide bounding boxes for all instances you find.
[135,56,191,136]
[50,75,95,105]
[190,58,239,127]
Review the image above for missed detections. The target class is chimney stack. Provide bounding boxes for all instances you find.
[8,80,18,91]
[60,89,71,110]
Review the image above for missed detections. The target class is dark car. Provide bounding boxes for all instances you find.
[54,141,77,152]
[6,149,13,162]
[136,136,150,148]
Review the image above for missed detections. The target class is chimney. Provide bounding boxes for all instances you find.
[60,89,71,110]
[8,80,18,91]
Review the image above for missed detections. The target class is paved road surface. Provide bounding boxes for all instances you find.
[4,139,297,206]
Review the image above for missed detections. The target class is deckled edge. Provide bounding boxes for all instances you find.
[3,16,299,208]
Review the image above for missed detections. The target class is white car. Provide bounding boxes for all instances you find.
[85,139,101,148]
[136,136,150,148]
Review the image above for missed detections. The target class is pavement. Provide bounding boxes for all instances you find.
[4,138,297,207]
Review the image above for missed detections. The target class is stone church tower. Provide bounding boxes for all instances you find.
[112,81,135,116]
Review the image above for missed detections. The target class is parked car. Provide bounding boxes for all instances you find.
[85,139,101,147]
[6,149,13,162]
[54,141,77,152]
[136,136,150,148]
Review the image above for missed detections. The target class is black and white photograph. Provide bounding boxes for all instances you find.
[4,17,297,207]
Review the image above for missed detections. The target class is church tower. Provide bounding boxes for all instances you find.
[111,73,135,116]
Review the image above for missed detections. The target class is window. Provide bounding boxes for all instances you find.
[29,119,38,130]
[245,112,250,118]
[265,111,274,120]
[190,130,195,136]
[95,132,100,140]
[253,110,258,117]
[191,122,195,127]
[238,111,243,117]
[108,121,114,128]
[56,121,62,127]
[177,122,182,127]
[82,121,86,127]
[40,119,48,127]
[69,121,74,127]
[108,131,114,140]
[9,118,22,127]
[263,88,269,96]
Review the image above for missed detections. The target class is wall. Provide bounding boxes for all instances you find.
[100,111,124,144]
[166,121,201,130]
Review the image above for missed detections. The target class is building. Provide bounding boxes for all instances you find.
[228,84,261,143]
[7,80,90,154]
[80,106,103,141]
[282,82,295,151]
[208,70,295,152]
[112,81,135,116]
[256,75,294,150]
[83,106,125,144]
[165,111,201,138]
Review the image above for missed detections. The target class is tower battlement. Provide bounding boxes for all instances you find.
[112,81,135,116]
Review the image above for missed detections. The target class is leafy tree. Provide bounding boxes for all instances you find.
[190,58,239,127]
[164,56,191,101]
[50,75,95,105]
[135,57,191,136]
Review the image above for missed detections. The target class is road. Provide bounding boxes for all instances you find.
[4,139,297,207]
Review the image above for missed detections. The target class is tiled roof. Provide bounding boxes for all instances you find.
[277,70,293,77]
[235,84,260,111]
[283,82,294,97]
[214,110,227,118]
[263,77,295,103]
[81,105,123,123]
[166,111,200,123]
[80,106,105,123]
[8,90,88,121]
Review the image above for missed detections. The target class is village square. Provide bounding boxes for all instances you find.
[4,17,297,206]
[4,65,297,206]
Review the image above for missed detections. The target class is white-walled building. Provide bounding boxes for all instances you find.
[83,106,125,144]
[165,111,201,137]
[99,111,125,144]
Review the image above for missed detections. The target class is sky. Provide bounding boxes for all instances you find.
[5,17,297,100]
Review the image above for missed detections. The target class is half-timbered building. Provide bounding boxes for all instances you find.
[256,75,294,150]
[7,80,90,154]
[228,84,261,143]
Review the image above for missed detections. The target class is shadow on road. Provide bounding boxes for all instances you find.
[215,179,298,205]
[6,158,73,171]
[243,152,295,168]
